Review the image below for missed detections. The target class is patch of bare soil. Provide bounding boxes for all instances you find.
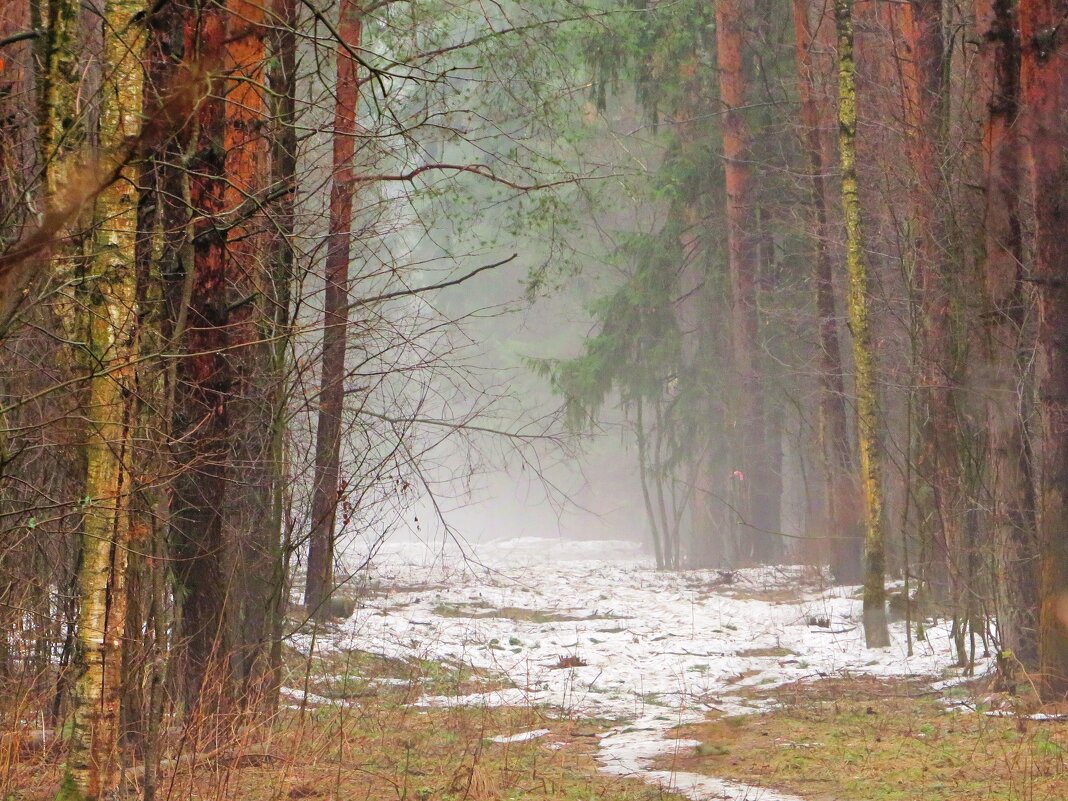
[432,603,620,624]
[686,568,828,605]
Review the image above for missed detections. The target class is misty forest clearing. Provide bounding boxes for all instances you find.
[7,0,1068,797]
[287,538,986,801]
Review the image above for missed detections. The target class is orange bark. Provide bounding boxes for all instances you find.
[174,3,230,710]
[715,0,780,561]
[222,0,275,693]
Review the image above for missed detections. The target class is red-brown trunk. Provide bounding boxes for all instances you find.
[1018,0,1068,700]
[715,0,780,562]
[221,0,275,698]
[889,0,969,631]
[976,0,1040,671]
[306,1,363,617]
[173,3,230,712]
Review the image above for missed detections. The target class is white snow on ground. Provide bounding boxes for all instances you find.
[291,537,989,801]
[490,728,551,743]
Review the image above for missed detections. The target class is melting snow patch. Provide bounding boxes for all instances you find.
[984,710,1068,720]
[490,728,551,743]
[643,770,808,801]
[301,537,990,801]
[279,687,347,707]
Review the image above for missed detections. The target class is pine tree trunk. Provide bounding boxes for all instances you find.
[1018,0,1068,700]
[306,0,363,617]
[58,0,143,794]
[834,0,890,647]
[889,0,972,660]
[715,0,780,562]
[976,0,1040,672]
[172,2,231,714]
[221,0,276,700]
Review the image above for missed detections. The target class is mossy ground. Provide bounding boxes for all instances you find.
[658,675,1068,801]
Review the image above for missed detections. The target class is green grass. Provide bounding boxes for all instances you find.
[658,675,1068,801]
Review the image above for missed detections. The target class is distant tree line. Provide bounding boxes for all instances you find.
[535,0,1068,701]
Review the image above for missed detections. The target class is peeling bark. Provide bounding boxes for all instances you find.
[59,0,143,794]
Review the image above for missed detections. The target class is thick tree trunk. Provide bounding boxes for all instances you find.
[1018,0,1068,700]
[221,0,276,700]
[58,0,143,795]
[172,2,230,714]
[715,0,780,562]
[834,0,890,647]
[976,0,1040,672]
[305,0,363,617]
[792,0,862,583]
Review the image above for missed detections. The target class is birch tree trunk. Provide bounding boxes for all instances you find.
[58,0,143,794]
[834,0,890,647]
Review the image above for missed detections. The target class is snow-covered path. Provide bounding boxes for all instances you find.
[298,537,984,801]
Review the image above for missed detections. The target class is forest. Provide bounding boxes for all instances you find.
[1,0,1068,798]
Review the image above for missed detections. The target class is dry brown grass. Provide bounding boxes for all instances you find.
[8,649,685,801]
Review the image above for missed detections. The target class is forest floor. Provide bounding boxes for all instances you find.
[13,537,1068,800]
[8,646,685,801]
[657,673,1068,801]
[273,535,1068,801]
